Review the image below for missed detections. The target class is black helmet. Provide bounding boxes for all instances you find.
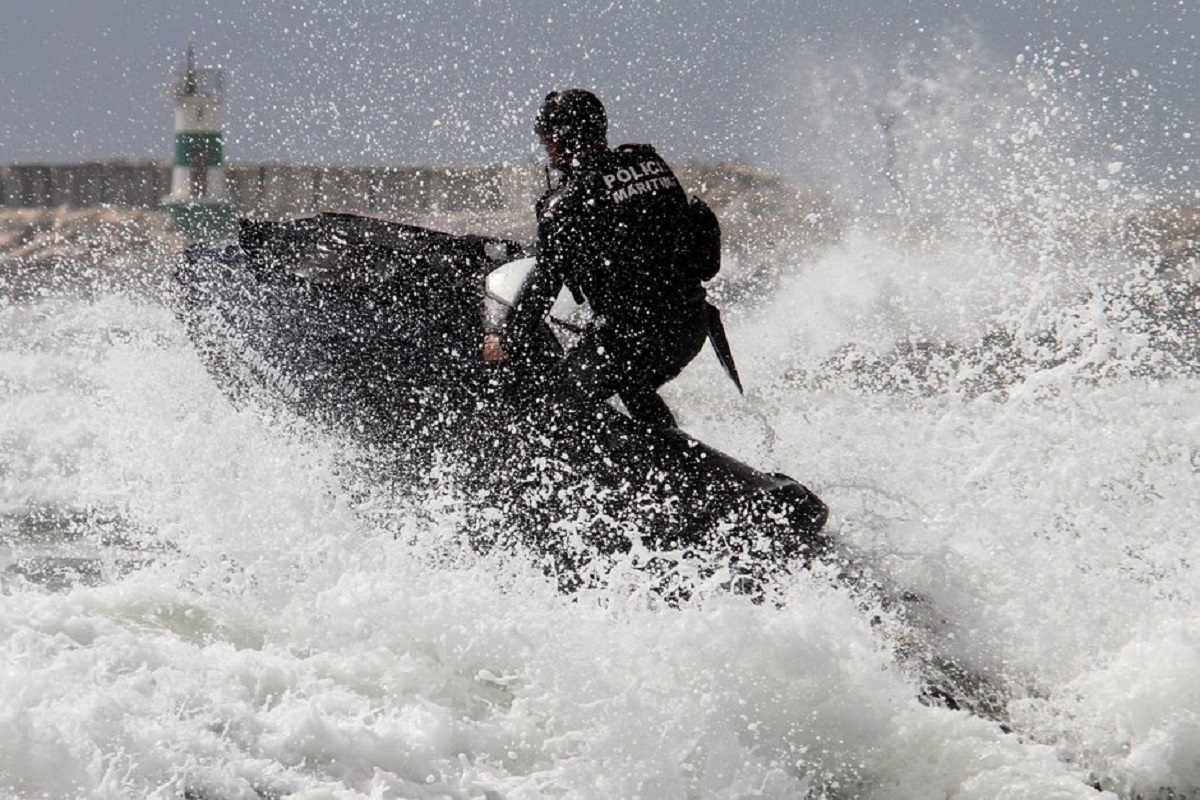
[534,89,607,153]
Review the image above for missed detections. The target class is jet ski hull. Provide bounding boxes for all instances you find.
[171,213,830,590]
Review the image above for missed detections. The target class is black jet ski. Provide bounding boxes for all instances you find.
[171,212,829,593]
[171,214,1021,721]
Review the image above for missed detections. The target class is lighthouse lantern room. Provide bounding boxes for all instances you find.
[161,42,233,239]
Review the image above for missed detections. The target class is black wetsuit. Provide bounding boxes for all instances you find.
[506,144,710,428]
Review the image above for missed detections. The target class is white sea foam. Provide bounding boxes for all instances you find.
[2,195,1194,799]
[2,31,1197,797]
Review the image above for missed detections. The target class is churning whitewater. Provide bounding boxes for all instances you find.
[1,31,1198,794]
[2,186,1196,798]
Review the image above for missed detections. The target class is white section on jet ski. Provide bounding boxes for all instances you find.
[486,257,536,306]
[485,257,589,336]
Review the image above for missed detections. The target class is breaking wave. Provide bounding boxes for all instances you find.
[1,29,1197,799]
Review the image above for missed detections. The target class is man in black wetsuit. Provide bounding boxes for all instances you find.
[485,88,714,429]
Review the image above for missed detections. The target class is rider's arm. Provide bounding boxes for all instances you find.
[493,262,563,361]
[485,181,591,362]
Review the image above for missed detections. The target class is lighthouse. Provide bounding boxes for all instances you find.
[161,42,234,239]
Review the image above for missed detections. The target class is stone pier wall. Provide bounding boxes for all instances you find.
[0,161,539,220]
[0,162,173,210]
[0,159,846,271]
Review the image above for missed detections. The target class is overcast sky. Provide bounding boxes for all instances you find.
[1,0,1194,206]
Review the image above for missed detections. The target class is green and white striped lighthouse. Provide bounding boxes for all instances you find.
[161,42,234,239]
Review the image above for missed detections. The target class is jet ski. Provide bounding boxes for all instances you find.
[171,212,830,592]
[171,214,1021,721]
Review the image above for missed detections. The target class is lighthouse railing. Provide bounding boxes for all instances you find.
[174,67,223,98]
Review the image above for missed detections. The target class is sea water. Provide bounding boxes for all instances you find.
[2,56,1198,800]
[2,199,1196,800]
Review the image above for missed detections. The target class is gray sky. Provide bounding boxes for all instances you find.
[1,0,1195,207]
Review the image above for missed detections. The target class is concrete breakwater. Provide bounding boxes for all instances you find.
[0,159,844,268]
[0,161,530,220]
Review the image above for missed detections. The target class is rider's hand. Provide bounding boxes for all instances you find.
[482,333,507,362]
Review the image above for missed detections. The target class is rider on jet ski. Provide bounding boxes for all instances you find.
[484,88,728,430]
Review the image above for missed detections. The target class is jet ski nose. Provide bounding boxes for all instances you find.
[762,476,832,562]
